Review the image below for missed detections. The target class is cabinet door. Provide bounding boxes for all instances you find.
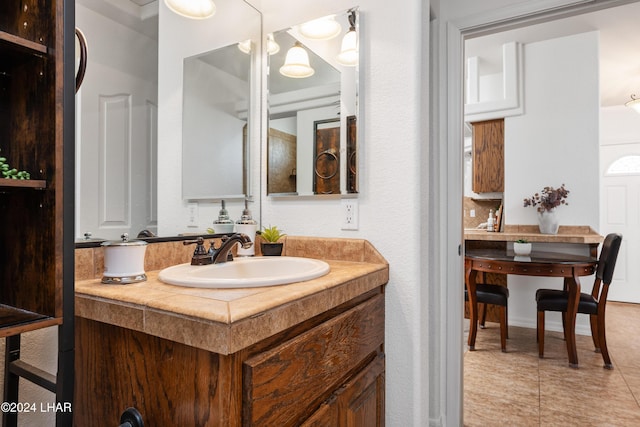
[302,352,385,427]
[243,294,385,426]
[472,119,504,193]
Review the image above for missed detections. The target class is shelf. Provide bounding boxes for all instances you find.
[0,304,60,338]
[0,178,46,189]
[0,30,48,56]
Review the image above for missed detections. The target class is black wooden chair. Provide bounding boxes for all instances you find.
[466,283,509,352]
[535,233,622,368]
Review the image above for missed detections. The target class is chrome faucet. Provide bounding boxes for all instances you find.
[183,233,253,265]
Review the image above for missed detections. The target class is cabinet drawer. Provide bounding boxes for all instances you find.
[243,293,385,426]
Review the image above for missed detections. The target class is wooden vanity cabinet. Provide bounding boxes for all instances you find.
[471,118,504,193]
[75,289,385,426]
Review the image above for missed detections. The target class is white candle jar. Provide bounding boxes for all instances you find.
[101,234,148,284]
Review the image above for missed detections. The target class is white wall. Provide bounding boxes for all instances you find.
[504,31,600,332]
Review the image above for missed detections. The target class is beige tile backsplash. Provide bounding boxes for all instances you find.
[75,235,387,281]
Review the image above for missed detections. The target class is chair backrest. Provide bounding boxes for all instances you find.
[596,233,623,284]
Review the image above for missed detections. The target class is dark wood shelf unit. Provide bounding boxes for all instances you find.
[1,1,75,426]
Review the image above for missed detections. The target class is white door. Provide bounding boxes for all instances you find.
[600,143,640,302]
[75,8,158,241]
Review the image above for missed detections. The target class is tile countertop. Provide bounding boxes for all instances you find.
[75,237,389,356]
[464,225,603,244]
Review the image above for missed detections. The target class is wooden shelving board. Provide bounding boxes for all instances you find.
[0,178,46,189]
[0,30,48,55]
[0,305,60,338]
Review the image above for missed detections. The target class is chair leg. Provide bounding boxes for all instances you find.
[505,305,509,339]
[499,306,507,352]
[479,303,487,329]
[597,313,612,369]
[589,314,600,352]
[537,310,545,358]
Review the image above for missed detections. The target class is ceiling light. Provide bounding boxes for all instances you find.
[280,42,315,78]
[164,0,216,20]
[267,33,280,55]
[625,94,640,113]
[298,15,342,40]
[237,39,251,54]
[337,12,358,66]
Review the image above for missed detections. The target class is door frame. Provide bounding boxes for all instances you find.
[437,0,640,424]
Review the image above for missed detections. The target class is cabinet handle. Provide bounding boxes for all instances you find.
[118,407,144,427]
[75,28,88,93]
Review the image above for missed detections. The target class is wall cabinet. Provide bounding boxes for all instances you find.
[472,119,504,193]
[0,1,75,424]
[75,290,385,426]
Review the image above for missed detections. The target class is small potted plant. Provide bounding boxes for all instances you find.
[258,225,286,256]
[513,239,532,256]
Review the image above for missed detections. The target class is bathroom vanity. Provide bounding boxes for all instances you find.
[74,237,388,426]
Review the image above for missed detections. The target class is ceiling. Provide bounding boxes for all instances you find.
[465,1,640,108]
[78,0,158,39]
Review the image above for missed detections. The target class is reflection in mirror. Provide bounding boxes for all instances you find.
[267,8,359,196]
[75,0,159,241]
[182,44,250,199]
[76,0,261,242]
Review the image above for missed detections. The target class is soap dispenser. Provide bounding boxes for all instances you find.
[236,199,257,256]
[213,200,235,234]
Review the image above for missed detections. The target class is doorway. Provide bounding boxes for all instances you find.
[445,0,640,424]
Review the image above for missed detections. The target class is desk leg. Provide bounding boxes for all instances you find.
[465,260,478,351]
[565,270,581,368]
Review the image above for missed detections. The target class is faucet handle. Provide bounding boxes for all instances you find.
[183,237,213,265]
[183,236,207,253]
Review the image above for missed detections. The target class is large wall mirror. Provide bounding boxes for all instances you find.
[267,8,359,196]
[182,43,251,199]
[75,0,260,241]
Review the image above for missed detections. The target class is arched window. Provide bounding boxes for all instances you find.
[606,155,640,176]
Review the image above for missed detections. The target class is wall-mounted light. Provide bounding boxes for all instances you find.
[267,33,280,55]
[164,0,216,20]
[237,39,251,54]
[298,15,342,40]
[280,42,314,78]
[337,11,358,66]
[625,94,640,113]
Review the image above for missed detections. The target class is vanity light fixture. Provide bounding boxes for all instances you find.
[337,11,358,66]
[164,0,216,20]
[625,94,640,113]
[280,42,315,78]
[240,34,279,55]
[267,33,280,55]
[298,15,342,40]
[237,39,251,54]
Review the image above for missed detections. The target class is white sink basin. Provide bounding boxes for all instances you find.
[158,256,330,288]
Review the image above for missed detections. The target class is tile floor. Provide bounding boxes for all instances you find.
[464,302,640,426]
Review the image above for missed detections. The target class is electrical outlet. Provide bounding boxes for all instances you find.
[187,203,198,227]
[470,209,476,218]
[341,199,358,230]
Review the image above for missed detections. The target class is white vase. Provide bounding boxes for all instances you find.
[537,209,559,234]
